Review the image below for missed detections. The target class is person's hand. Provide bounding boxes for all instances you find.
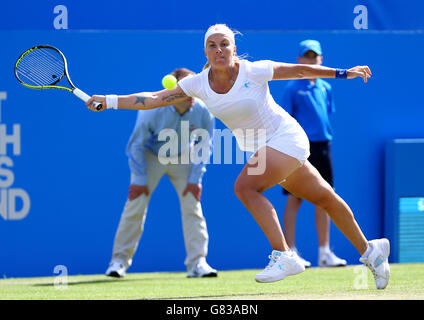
[347,66,372,83]
[128,184,149,200]
[182,183,202,201]
[86,95,106,112]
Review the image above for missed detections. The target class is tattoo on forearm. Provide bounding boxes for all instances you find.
[135,95,147,106]
[162,93,186,103]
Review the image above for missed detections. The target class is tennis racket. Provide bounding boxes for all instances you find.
[14,45,102,110]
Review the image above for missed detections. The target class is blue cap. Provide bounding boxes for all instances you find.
[298,40,322,56]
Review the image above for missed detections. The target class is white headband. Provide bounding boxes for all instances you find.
[204,25,235,47]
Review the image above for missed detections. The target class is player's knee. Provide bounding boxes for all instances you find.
[234,180,244,200]
[313,189,335,211]
[234,180,253,202]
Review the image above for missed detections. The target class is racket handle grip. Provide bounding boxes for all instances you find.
[73,88,103,110]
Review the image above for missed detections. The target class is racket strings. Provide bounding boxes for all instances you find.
[18,56,62,86]
[32,49,65,76]
[20,50,64,85]
[17,53,52,86]
[26,50,63,81]
[18,56,59,86]
[16,48,66,87]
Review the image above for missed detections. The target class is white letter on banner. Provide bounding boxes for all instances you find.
[8,188,31,220]
[0,189,7,220]
[0,92,6,123]
[0,156,14,188]
[0,124,21,156]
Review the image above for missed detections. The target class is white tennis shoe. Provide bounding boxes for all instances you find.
[254,250,305,283]
[187,260,218,278]
[359,238,390,289]
[291,248,312,268]
[318,250,347,267]
[105,261,126,278]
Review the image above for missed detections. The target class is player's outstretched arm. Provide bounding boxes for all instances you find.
[272,62,372,83]
[86,86,188,111]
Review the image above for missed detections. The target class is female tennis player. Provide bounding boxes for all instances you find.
[87,24,390,289]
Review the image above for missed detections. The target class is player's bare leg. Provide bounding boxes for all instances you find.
[282,195,302,249]
[234,147,307,282]
[280,161,368,255]
[234,147,302,252]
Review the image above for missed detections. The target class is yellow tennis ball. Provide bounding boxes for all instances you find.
[162,74,177,90]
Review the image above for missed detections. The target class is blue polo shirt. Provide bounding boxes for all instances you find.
[282,78,335,142]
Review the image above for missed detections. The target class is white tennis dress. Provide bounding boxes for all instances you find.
[178,59,310,162]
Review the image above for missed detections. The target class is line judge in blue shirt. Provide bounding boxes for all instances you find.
[281,40,347,268]
[105,68,217,278]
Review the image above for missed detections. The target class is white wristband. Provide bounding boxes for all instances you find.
[105,95,118,109]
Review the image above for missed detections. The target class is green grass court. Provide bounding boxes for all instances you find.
[1,263,423,300]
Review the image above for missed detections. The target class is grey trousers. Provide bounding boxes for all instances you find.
[110,151,209,272]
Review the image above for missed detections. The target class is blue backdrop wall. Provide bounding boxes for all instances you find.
[1,1,424,277]
[1,0,424,30]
